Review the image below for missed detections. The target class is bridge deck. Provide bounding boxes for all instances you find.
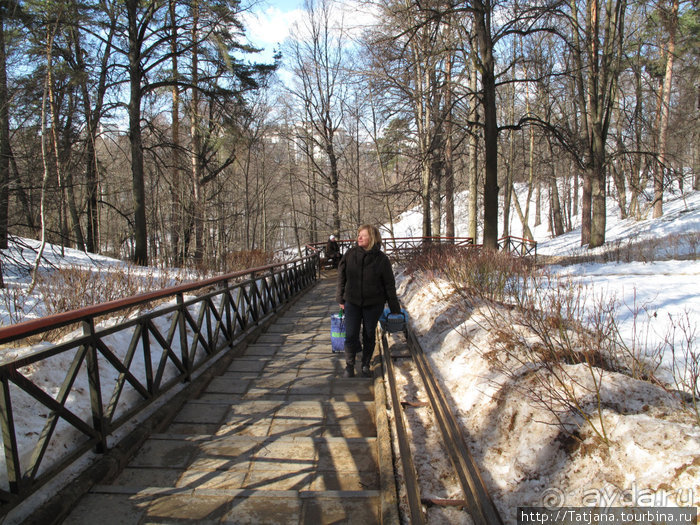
[64,274,390,524]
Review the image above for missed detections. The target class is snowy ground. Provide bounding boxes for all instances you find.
[390,188,700,521]
[397,273,698,522]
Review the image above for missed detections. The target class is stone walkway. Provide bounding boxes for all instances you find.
[63,273,394,524]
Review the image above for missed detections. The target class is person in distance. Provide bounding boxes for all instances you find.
[325,234,341,269]
[336,224,401,378]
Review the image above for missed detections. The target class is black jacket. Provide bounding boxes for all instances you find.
[325,240,340,257]
[336,243,401,313]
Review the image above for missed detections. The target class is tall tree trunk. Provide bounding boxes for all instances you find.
[571,0,625,248]
[430,156,442,237]
[355,102,361,232]
[30,26,56,294]
[629,48,643,218]
[421,162,432,238]
[522,90,535,240]
[370,97,395,237]
[653,0,679,218]
[286,129,302,254]
[84,132,99,253]
[127,0,148,265]
[549,153,565,236]
[473,0,499,249]
[581,171,592,245]
[430,65,442,238]
[503,40,517,238]
[190,0,204,263]
[50,81,85,251]
[244,139,252,248]
[71,0,113,255]
[695,121,700,191]
[169,0,182,264]
[573,171,579,218]
[403,4,432,239]
[468,59,478,241]
[443,13,455,240]
[570,0,591,246]
[418,66,432,238]
[327,141,341,236]
[590,133,607,248]
[445,103,455,237]
[0,9,10,251]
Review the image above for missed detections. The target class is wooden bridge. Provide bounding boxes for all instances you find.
[60,274,396,524]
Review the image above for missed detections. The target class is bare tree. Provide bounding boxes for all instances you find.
[0,2,15,252]
[287,0,347,236]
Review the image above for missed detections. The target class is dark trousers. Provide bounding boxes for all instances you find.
[343,302,384,369]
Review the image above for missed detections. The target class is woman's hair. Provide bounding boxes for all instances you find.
[358,224,381,248]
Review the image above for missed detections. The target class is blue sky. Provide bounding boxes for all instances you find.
[244,0,306,62]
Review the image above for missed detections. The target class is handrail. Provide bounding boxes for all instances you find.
[0,257,312,346]
[0,253,320,515]
[497,235,537,258]
[305,235,536,260]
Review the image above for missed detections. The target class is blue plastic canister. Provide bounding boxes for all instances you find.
[379,308,407,333]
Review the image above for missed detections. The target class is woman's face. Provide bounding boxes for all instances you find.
[357,228,371,249]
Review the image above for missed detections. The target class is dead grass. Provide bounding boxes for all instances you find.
[404,245,699,443]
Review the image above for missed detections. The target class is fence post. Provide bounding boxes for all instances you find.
[0,375,21,493]
[83,319,107,453]
[223,279,233,347]
[177,293,191,382]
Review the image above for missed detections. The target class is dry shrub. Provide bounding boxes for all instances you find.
[224,250,276,273]
[404,243,534,302]
[411,249,635,444]
[667,311,699,424]
[407,243,698,437]
[0,284,36,325]
[403,243,472,275]
[475,277,623,444]
[35,264,192,337]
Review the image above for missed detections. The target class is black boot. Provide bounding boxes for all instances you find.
[344,347,356,378]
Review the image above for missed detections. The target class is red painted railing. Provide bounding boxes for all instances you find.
[0,254,319,515]
[306,235,537,261]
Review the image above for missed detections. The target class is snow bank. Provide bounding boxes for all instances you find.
[396,271,700,521]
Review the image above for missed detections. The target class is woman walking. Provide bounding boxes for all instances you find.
[336,224,401,377]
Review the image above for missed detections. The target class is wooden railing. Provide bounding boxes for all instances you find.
[498,235,538,257]
[0,254,319,515]
[306,235,537,262]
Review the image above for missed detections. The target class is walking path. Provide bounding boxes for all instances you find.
[64,273,395,524]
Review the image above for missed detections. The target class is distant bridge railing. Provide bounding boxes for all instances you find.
[305,235,536,263]
[0,254,318,516]
[497,235,538,258]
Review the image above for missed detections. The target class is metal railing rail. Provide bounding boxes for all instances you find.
[379,330,426,525]
[379,324,504,525]
[0,254,319,514]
